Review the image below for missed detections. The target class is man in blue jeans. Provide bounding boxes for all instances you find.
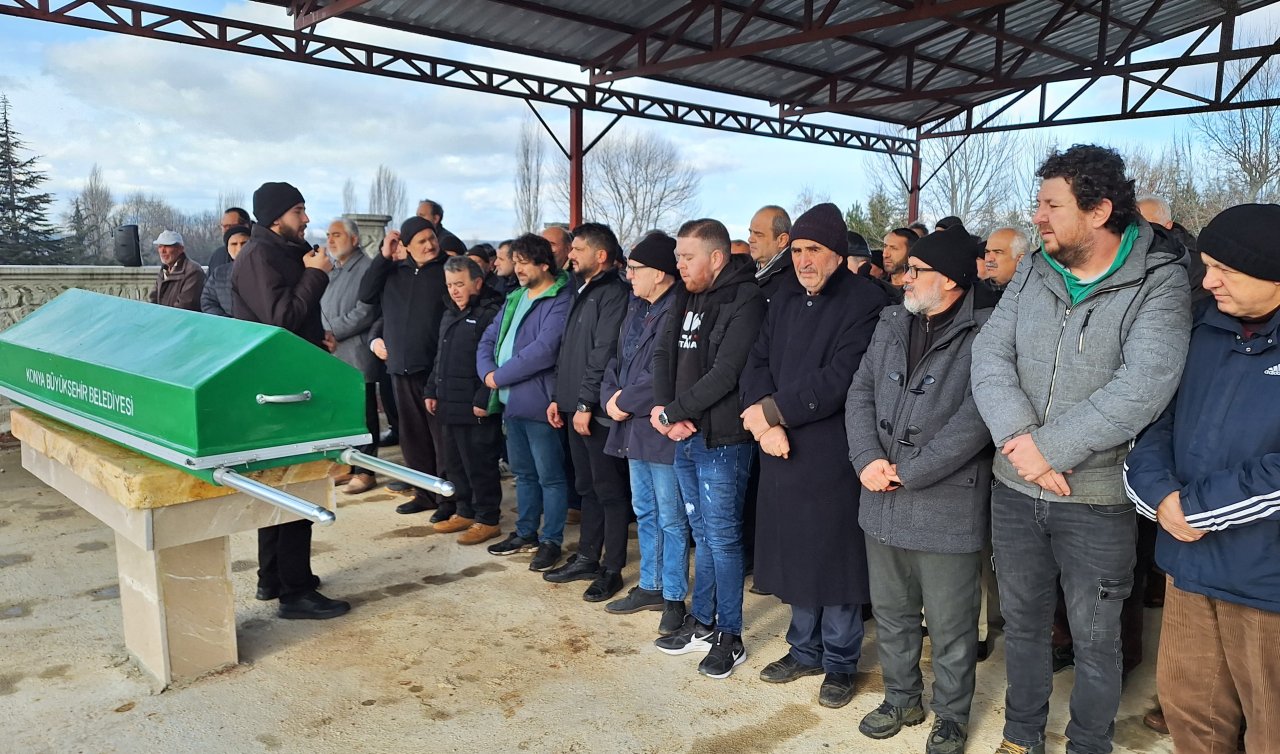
[600,232,687,635]
[651,218,766,679]
[477,233,573,572]
[971,145,1191,754]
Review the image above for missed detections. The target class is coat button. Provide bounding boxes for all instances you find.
[808,402,816,409]
[806,300,813,307]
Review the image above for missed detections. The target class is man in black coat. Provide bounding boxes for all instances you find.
[232,181,350,621]
[427,255,505,546]
[541,223,632,603]
[749,205,797,302]
[651,218,766,680]
[360,217,450,517]
[740,203,889,709]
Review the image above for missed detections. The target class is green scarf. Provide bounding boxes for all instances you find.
[1042,223,1140,306]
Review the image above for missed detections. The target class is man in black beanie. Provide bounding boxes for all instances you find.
[1125,202,1280,754]
[743,203,890,708]
[845,224,994,753]
[359,216,451,517]
[232,182,350,621]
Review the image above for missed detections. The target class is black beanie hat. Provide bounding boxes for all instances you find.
[223,224,250,246]
[935,215,964,231]
[629,232,678,275]
[252,182,305,226]
[1198,204,1280,282]
[790,203,849,255]
[847,230,871,258]
[399,216,437,247]
[909,226,977,289]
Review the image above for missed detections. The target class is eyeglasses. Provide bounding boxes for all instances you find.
[625,264,649,272]
[904,265,940,278]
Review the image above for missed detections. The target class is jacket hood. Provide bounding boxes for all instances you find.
[1031,220,1188,299]
[250,221,310,258]
[709,253,760,293]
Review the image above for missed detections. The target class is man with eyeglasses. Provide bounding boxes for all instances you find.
[845,226,995,754]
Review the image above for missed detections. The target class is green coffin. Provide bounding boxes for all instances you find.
[0,289,370,476]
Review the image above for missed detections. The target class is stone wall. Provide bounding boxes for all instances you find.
[0,265,159,430]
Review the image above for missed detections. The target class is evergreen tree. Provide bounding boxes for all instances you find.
[0,94,71,263]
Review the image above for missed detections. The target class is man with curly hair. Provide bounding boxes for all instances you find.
[971,144,1192,754]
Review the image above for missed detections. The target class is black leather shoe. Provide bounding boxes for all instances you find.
[256,575,320,601]
[378,428,399,447]
[658,600,687,636]
[542,554,600,583]
[583,570,623,602]
[278,590,351,620]
[396,497,437,515]
[759,653,824,683]
[819,671,857,708]
[387,480,411,492]
[976,638,990,662]
[429,507,456,524]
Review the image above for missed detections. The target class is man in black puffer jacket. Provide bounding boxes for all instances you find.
[232,181,350,621]
[426,256,505,547]
[359,216,450,517]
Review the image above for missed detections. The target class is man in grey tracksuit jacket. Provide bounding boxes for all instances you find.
[971,146,1191,754]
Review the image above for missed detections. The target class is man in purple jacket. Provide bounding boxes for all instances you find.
[478,233,573,572]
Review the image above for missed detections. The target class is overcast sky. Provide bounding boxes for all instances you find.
[1,1,1276,242]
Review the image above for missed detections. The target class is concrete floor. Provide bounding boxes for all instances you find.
[0,442,1172,754]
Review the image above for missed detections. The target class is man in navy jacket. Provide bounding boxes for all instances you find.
[1124,203,1280,754]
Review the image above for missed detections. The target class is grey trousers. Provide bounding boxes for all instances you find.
[866,536,982,724]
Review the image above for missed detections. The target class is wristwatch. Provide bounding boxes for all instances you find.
[658,410,671,427]
[576,401,594,414]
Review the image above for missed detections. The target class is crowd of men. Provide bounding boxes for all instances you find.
[141,142,1279,754]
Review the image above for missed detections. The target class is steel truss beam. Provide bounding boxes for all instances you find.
[919,23,1280,138]
[588,0,1011,85]
[288,0,371,31]
[0,0,915,157]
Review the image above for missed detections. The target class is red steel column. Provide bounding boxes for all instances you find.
[569,106,584,228]
[907,149,922,223]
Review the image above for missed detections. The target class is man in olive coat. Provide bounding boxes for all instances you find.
[740,203,889,709]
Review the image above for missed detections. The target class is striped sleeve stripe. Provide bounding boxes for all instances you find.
[1121,463,1159,521]
[1183,493,1280,531]
[1183,488,1280,526]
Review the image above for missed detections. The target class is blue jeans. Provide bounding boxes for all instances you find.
[628,459,689,600]
[991,482,1136,754]
[673,436,751,636]
[504,417,568,546]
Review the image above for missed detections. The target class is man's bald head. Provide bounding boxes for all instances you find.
[541,225,573,270]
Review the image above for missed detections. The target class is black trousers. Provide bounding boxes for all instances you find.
[392,372,444,504]
[350,382,379,476]
[566,420,631,572]
[379,370,399,432]
[257,519,314,600]
[442,420,504,526]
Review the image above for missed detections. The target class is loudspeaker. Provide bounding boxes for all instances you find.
[113,225,141,267]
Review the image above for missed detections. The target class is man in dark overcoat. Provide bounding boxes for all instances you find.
[740,203,889,709]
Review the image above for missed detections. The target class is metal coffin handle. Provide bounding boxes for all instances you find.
[256,390,312,404]
[339,449,455,497]
[212,467,336,526]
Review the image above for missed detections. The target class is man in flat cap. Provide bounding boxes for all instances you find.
[1124,203,1280,754]
[846,225,995,754]
[149,230,205,311]
[741,203,889,708]
[233,181,350,621]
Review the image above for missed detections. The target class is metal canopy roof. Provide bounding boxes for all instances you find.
[277,0,1280,130]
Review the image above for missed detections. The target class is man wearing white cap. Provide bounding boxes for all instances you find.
[148,230,205,311]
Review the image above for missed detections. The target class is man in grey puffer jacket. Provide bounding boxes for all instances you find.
[971,144,1191,754]
[846,227,994,754]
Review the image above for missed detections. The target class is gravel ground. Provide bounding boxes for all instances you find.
[0,442,1171,754]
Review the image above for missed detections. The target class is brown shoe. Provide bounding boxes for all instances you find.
[458,523,501,546]
[566,508,581,525]
[433,514,476,534]
[331,471,354,486]
[1143,708,1169,735]
[341,473,376,494]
